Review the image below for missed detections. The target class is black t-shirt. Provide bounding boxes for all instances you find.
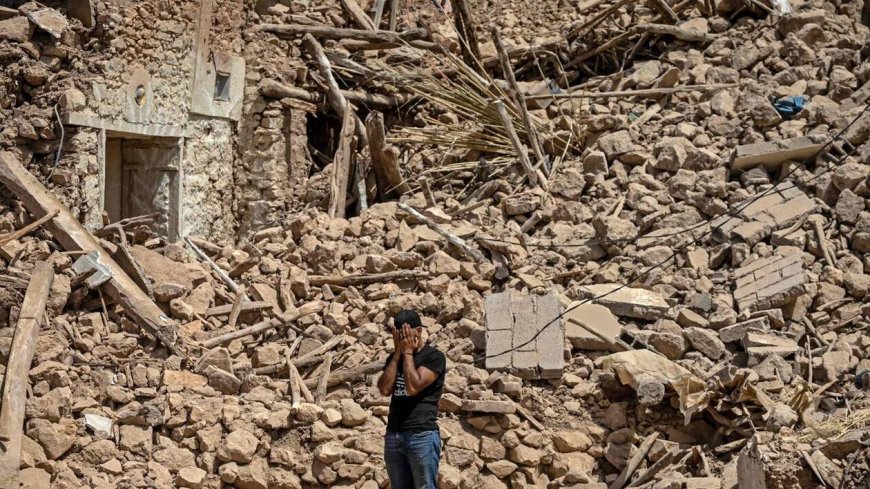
[384,345,446,433]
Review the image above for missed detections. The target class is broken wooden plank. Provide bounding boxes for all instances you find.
[227,291,245,329]
[388,0,399,30]
[261,23,426,45]
[259,79,414,109]
[329,105,356,219]
[491,27,546,173]
[451,0,482,69]
[0,209,58,247]
[200,301,324,348]
[628,447,688,487]
[397,202,487,263]
[365,111,411,196]
[372,0,387,30]
[304,34,369,147]
[205,300,273,317]
[737,438,767,489]
[316,353,333,403]
[340,0,375,30]
[185,236,247,299]
[303,359,385,389]
[610,432,660,489]
[0,262,54,489]
[526,83,738,100]
[0,151,186,357]
[494,100,542,188]
[309,269,431,287]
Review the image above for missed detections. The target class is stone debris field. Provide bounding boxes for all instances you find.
[1,0,870,488]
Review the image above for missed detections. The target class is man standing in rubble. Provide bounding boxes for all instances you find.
[377,309,447,489]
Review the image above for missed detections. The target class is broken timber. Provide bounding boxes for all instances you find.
[397,202,487,263]
[0,262,53,489]
[525,83,737,100]
[0,209,58,247]
[366,111,411,196]
[0,151,186,357]
[494,100,543,189]
[491,27,546,172]
[259,79,414,110]
[329,105,356,219]
[260,24,426,45]
[309,269,431,287]
[451,0,482,69]
[200,301,324,348]
[304,34,369,147]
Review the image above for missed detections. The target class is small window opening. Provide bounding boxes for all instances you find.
[214,72,231,102]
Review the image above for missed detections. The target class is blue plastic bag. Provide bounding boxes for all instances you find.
[771,95,806,118]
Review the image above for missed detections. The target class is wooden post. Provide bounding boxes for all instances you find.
[388,0,399,31]
[340,0,375,30]
[316,353,333,403]
[452,0,482,69]
[303,360,385,389]
[0,262,54,489]
[372,0,387,30]
[365,111,411,196]
[329,106,357,219]
[491,27,546,172]
[493,100,541,188]
[303,34,369,147]
[0,152,185,357]
[397,202,487,263]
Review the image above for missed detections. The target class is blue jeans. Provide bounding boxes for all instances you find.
[384,430,441,489]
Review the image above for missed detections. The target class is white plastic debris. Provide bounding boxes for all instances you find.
[769,0,792,14]
[84,413,113,438]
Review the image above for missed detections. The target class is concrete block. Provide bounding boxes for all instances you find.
[577,284,669,320]
[564,303,622,350]
[719,317,769,343]
[484,291,564,378]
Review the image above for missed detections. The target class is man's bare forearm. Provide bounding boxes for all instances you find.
[377,353,400,396]
[402,352,423,395]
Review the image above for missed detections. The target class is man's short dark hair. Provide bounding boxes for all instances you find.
[394,309,423,329]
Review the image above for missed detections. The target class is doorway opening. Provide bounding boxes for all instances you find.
[104,134,182,241]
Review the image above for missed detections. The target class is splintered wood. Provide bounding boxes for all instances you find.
[0,262,54,489]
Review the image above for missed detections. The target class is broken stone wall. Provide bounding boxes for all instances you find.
[236,32,310,238]
[182,116,238,239]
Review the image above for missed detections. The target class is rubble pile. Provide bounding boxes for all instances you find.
[1,0,870,488]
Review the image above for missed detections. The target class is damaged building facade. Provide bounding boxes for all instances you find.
[1,0,307,242]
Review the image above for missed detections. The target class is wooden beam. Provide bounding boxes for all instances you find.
[372,0,387,30]
[205,300,273,317]
[340,0,375,30]
[329,106,356,219]
[309,269,431,287]
[0,262,54,489]
[259,79,414,110]
[304,34,369,147]
[200,301,324,348]
[491,27,546,171]
[610,432,660,489]
[0,152,185,357]
[494,100,542,188]
[260,24,426,45]
[0,210,58,247]
[525,83,738,100]
[303,360,385,389]
[365,111,411,196]
[388,0,399,31]
[397,202,487,263]
[451,0,482,69]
